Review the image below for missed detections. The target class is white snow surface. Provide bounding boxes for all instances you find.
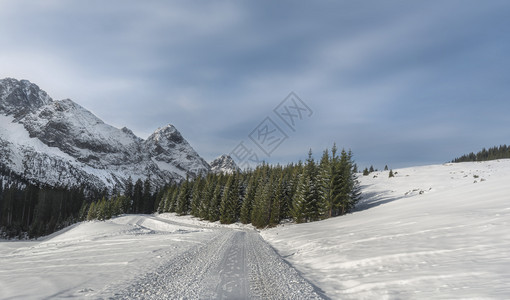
[2,160,510,299]
[261,160,510,299]
[0,214,323,299]
[0,215,211,299]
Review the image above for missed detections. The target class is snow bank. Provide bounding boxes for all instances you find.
[261,160,510,299]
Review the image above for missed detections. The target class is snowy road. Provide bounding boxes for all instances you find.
[0,214,325,299]
[103,227,324,299]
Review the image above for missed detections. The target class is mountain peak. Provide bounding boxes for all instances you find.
[0,78,52,118]
[148,124,183,144]
[0,78,211,191]
[210,154,240,174]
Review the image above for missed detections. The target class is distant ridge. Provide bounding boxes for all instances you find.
[0,77,211,192]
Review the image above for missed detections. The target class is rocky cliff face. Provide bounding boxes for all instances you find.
[0,78,211,191]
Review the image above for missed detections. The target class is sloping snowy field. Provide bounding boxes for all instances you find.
[0,215,217,299]
[261,160,510,299]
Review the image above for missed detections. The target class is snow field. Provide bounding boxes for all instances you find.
[261,160,510,299]
[0,215,217,299]
[2,160,509,299]
[0,214,322,299]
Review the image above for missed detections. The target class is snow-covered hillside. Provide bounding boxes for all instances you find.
[0,78,210,190]
[262,160,510,299]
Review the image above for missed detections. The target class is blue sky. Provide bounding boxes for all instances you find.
[1,0,509,169]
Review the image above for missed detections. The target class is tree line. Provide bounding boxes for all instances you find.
[0,179,86,238]
[2,145,361,237]
[82,177,161,222]
[156,145,361,228]
[0,170,161,238]
[452,144,510,163]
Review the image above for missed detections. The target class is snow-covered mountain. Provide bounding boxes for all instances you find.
[209,154,240,174]
[0,78,210,191]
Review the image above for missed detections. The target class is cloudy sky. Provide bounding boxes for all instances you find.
[1,0,509,169]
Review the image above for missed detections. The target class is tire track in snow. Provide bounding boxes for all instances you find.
[101,227,324,299]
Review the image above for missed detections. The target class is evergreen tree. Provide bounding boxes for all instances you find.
[142,178,152,214]
[347,150,362,210]
[87,201,97,221]
[389,169,394,178]
[240,173,257,224]
[251,175,273,228]
[199,175,215,220]
[317,149,332,219]
[291,171,308,223]
[176,177,191,215]
[124,177,134,212]
[78,201,89,221]
[270,173,284,226]
[452,144,510,162]
[220,173,240,224]
[168,187,179,213]
[97,197,107,221]
[338,149,352,215]
[208,180,223,222]
[157,189,168,213]
[191,176,204,217]
[303,149,320,221]
[132,179,144,213]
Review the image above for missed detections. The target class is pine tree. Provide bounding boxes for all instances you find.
[329,149,356,216]
[389,169,394,178]
[317,149,331,219]
[112,195,123,216]
[304,149,320,221]
[124,177,134,213]
[251,175,273,228]
[199,175,215,220]
[78,201,89,221]
[208,176,223,222]
[97,197,107,221]
[168,187,179,213]
[220,173,240,224]
[176,177,191,215]
[191,176,204,217]
[338,149,352,215]
[132,179,143,213]
[87,202,97,221]
[142,177,152,214]
[157,189,169,213]
[347,150,362,210]
[240,173,257,224]
[291,171,308,223]
[270,172,284,226]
